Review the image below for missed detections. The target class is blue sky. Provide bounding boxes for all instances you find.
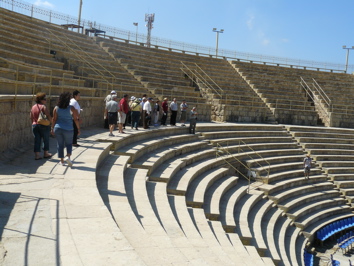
[30,0,354,66]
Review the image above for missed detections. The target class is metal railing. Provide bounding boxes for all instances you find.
[180,62,223,99]
[1,0,353,73]
[312,78,332,111]
[45,28,121,92]
[215,140,270,192]
[300,77,331,126]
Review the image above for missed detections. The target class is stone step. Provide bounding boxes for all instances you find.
[132,140,209,175]
[277,189,341,213]
[149,148,216,182]
[97,154,161,264]
[293,205,352,230]
[334,180,354,188]
[266,209,284,264]
[202,130,290,139]
[147,181,222,265]
[323,167,354,174]
[235,190,264,245]
[286,197,347,221]
[259,174,328,195]
[167,156,232,196]
[318,161,354,167]
[186,167,231,208]
[252,200,274,256]
[301,213,354,242]
[116,134,199,163]
[204,175,239,221]
[268,182,335,204]
[209,136,293,146]
[266,168,322,184]
[220,183,249,233]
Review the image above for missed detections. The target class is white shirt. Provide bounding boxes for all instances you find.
[70,98,81,114]
[143,101,152,114]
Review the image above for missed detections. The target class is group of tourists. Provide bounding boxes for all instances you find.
[30,91,81,166]
[30,90,198,166]
[104,90,198,136]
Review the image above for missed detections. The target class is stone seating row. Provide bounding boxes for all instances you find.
[97,126,274,264]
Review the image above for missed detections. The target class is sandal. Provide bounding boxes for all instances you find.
[44,153,53,158]
[35,157,42,160]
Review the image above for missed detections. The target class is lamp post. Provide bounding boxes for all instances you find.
[343,45,354,73]
[212,28,224,57]
[133,22,138,43]
[77,0,83,33]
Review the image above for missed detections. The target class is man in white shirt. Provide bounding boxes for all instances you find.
[143,97,152,129]
[303,154,312,179]
[170,98,178,126]
[70,90,81,146]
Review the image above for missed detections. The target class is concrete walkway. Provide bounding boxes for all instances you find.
[0,126,146,266]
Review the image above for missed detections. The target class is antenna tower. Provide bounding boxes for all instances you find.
[145,13,155,48]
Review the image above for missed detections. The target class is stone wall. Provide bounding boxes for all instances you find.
[211,104,272,123]
[273,109,318,126]
[330,113,354,128]
[0,96,105,154]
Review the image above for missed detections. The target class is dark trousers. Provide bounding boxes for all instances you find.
[161,112,168,125]
[131,111,140,129]
[73,120,79,144]
[170,111,177,125]
[143,111,151,129]
[189,119,197,134]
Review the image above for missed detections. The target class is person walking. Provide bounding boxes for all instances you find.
[104,90,117,129]
[70,90,81,147]
[179,99,188,126]
[189,107,198,134]
[143,98,152,129]
[161,98,168,126]
[130,98,141,130]
[30,92,52,160]
[303,154,312,179]
[118,94,129,133]
[105,94,119,136]
[153,99,161,126]
[170,98,178,126]
[51,92,80,167]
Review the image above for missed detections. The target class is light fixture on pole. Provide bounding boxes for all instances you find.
[343,45,354,73]
[212,28,224,57]
[77,0,83,33]
[133,22,139,43]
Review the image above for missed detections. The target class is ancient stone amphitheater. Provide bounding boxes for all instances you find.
[2,6,354,266]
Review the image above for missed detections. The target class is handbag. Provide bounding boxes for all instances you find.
[37,105,50,126]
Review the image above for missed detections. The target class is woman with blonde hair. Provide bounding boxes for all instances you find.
[30,92,52,160]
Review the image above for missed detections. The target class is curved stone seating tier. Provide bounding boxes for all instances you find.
[166,156,236,196]
[185,167,231,208]
[170,196,239,265]
[115,133,200,163]
[202,175,239,221]
[267,181,335,204]
[249,198,274,256]
[301,213,354,242]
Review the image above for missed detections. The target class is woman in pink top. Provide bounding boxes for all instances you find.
[30,92,52,160]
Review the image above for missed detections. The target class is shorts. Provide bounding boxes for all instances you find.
[118,112,127,124]
[108,112,118,125]
[304,166,311,173]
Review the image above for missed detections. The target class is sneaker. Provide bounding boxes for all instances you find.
[109,133,115,137]
[59,162,66,166]
[65,156,73,167]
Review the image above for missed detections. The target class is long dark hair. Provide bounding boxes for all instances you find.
[57,92,71,109]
